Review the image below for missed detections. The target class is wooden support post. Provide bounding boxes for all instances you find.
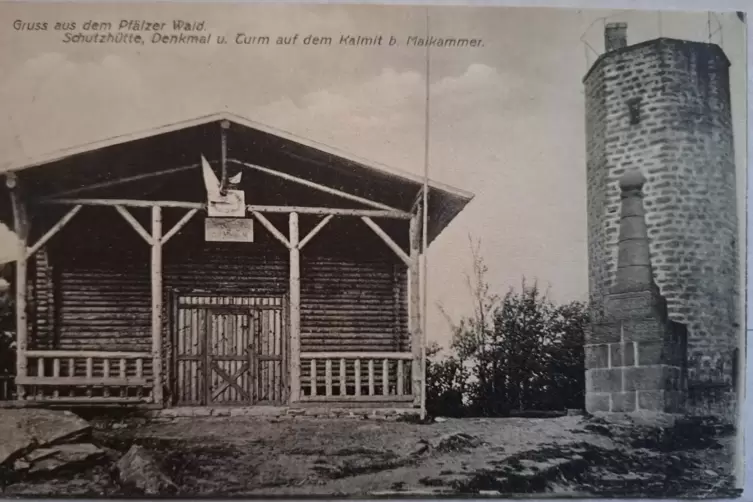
[409,213,422,406]
[289,212,301,403]
[220,120,230,195]
[151,206,164,405]
[8,174,29,400]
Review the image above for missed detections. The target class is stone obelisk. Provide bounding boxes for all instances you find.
[585,170,687,415]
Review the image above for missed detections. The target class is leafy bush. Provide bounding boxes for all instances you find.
[0,264,15,376]
[427,238,587,417]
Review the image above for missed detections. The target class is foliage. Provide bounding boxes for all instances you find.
[427,237,588,417]
[0,263,15,376]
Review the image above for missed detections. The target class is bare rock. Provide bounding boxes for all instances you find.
[27,443,105,474]
[410,439,430,457]
[0,409,91,466]
[431,432,482,452]
[116,445,177,495]
[13,459,30,472]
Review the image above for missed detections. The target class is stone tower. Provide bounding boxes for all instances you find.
[584,25,740,407]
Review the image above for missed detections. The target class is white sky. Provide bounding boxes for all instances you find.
[0,3,746,347]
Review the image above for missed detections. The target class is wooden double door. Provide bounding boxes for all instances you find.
[172,294,287,406]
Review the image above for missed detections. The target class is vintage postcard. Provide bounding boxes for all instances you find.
[0,1,747,499]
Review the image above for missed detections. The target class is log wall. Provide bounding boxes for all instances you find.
[30,217,409,356]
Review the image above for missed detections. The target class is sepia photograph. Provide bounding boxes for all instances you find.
[0,0,747,498]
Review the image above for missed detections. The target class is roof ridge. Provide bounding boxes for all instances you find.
[0,110,473,200]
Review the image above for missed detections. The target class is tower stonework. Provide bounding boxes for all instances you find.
[584,36,739,413]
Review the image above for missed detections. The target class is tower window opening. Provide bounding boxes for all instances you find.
[627,97,642,125]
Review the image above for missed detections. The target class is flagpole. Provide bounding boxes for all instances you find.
[420,7,430,421]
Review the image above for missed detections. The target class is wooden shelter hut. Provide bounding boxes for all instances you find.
[0,113,473,412]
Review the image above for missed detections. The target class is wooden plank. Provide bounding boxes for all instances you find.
[325,359,332,397]
[397,360,404,396]
[354,359,361,396]
[17,376,149,386]
[253,211,291,249]
[85,357,94,397]
[103,359,111,398]
[382,359,389,396]
[9,174,29,400]
[246,205,411,219]
[289,212,301,403]
[53,359,61,399]
[151,206,164,405]
[25,350,151,359]
[41,198,204,210]
[115,205,153,245]
[298,215,333,250]
[299,395,414,403]
[161,208,199,244]
[361,217,411,266]
[339,358,346,396]
[234,159,403,213]
[26,205,82,258]
[368,360,375,396]
[310,359,316,397]
[300,352,413,360]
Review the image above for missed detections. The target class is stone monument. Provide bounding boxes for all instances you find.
[585,170,687,414]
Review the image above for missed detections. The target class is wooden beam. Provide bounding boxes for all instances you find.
[25,350,151,359]
[161,208,198,245]
[252,211,291,249]
[233,159,403,213]
[298,395,414,403]
[409,214,421,407]
[246,205,411,219]
[115,206,153,245]
[300,351,413,360]
[26,205,82,258]
[16,376,149,387]
[40,198,204,210]
[220,120,230,195]
[298,215,333,250]
[289,212,301,404]
[361,217,411,266]
[151,206,164,405]
[8,174,29,400]
[37,164,201,199]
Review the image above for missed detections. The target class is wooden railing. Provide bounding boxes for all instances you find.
[299,352,414,403]
[0,375,15,401]
[19,350,153,403]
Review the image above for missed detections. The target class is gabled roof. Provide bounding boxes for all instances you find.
[0,112,474,245]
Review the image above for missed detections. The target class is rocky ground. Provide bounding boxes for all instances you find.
[0,409,741,498]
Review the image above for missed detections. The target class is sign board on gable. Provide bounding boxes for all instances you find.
[207,189,246,218]
[205,217,254,242]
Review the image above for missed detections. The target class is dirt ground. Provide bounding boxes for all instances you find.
[1,413,740,498]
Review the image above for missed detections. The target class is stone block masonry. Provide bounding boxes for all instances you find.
[584,37,739,395]
[585,170,687,415]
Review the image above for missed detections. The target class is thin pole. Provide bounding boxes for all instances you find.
[420,7,431,421]
[708,12,712,42]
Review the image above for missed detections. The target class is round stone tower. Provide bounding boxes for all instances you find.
[584,26,740,397]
